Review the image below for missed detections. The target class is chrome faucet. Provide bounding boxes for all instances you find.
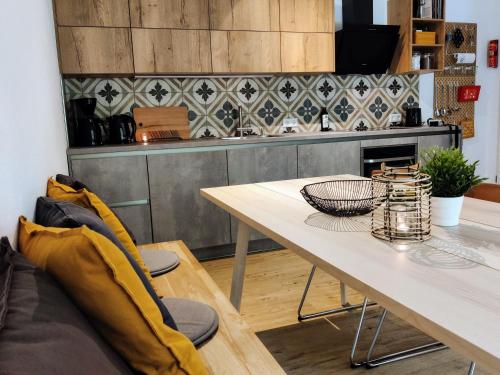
[234,106,260,137]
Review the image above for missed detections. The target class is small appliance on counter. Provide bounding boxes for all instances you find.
[67,98,107,147]
[108,114,136,144]
[404,107,423,127]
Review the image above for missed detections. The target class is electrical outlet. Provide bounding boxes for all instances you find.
[388,113,402,124]
[282,117,299,128]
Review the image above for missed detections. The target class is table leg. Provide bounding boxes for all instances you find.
[340,282,348,306]
[230,220,251,311]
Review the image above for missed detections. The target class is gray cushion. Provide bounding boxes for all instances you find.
[0,237,134,375]
[162,297,219,347]
[34,197,177,330]
[139,249,180,276]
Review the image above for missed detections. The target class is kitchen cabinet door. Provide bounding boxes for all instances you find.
[280,0,333,33]
[298,141,361,178]
[209,0,279,31]
[132,29,212,74]
[112,205,153,245]
[148,151,231,249]
[58,27,133,74]
[70,156,149,204]
[418,134,453,153]
[281,32,334,72]
[54,0,130,27]
[129,0,209,29]
[211,31,281,73]
[227,145,298,241]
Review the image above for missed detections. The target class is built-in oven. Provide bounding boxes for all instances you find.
[361,143,417,177]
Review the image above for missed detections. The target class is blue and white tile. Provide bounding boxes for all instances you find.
[311,74,339,103]
[183,78,219,106]
[234,78,265,109]
[329,92,357,125]
[64,78,83,96]
[273,77,301,105]
[290,94,322,120]
[367,94,391,124]
[384,75,405,99]
[94,79,123,108]
[209,97,240,131]
[351,76,374,102]
[252,92,286,129]
[109,93,135,116]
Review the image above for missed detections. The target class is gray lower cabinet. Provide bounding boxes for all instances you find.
[418,134,453,153]
[70,156,149,204]
[227,145,298,241]
[112,204,152,245]
[298,141,361,178]
[148,151,231,249]
[360,136,418,148]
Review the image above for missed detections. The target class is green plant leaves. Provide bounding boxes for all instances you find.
[420,147,486,197]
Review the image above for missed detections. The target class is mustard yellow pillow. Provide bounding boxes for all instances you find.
[18,217,207,375]
[46,178,154,284]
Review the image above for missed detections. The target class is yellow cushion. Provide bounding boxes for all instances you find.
[18,217,207,375]
[46,178,154,284]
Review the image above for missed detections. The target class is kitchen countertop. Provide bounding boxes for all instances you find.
[67,126,457,156]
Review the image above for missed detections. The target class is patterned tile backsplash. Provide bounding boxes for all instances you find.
[63,74,419,138]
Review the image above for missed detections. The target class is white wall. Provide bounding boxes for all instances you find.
[0,0,68,243]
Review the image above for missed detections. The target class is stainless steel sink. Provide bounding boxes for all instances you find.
[220,134,286,141]
[220,136,248,140]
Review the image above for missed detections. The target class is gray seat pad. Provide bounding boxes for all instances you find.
[161,298,219,347]
[140,249,180,276]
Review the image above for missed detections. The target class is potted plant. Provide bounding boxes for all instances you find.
[420,147,486,226]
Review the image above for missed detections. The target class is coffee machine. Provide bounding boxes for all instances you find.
[67,98,107,147]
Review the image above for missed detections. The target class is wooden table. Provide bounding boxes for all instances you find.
[201,176,500,374]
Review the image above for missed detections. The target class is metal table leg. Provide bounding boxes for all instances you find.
[297,265,375,321]
[350,301,448,368]
[468,362,476,375]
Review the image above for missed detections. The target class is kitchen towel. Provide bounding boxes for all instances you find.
[454,53,476,64]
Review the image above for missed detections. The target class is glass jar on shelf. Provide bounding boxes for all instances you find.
[412,52,422,70]
[421,52,434,70]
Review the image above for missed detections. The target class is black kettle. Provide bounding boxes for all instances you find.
[77,118,107,147]
[109,115,136,144]
[405,107,422,127]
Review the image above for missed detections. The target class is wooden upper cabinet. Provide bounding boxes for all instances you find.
[132,29,212,74]
[211,31,281,73]
[53,0,130,27]
[129,0,209,28]
[281,32,334,72]
[58,27,134,74]
[209,0,279,31]
[279,0,333,33]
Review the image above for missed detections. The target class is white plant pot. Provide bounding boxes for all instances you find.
[432,196,464,227]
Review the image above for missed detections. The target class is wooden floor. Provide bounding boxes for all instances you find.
[203,249,490,375]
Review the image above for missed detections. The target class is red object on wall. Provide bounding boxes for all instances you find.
[488,40,498,68]
[457,85,481,102]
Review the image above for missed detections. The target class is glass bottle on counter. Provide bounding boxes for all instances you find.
[320,107,330,132]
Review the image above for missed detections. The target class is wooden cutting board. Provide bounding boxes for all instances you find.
[460,118,474,139]
[133,107,190,141]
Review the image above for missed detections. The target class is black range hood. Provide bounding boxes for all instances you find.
[335,0,400,75]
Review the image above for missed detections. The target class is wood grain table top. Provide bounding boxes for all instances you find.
[201,175,500,374]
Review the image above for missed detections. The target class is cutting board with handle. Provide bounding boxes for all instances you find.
[133,107,190,142]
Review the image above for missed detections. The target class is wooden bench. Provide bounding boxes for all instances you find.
[139,241,285,375]
[465,183,500,203]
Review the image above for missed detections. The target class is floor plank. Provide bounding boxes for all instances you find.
[203,249,490,374]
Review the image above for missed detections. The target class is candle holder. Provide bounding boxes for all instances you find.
[371,164,432,243]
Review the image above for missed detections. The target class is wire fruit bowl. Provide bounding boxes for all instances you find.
[300,180,385,217]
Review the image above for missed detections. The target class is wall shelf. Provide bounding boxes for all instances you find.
[388,0,446,74]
